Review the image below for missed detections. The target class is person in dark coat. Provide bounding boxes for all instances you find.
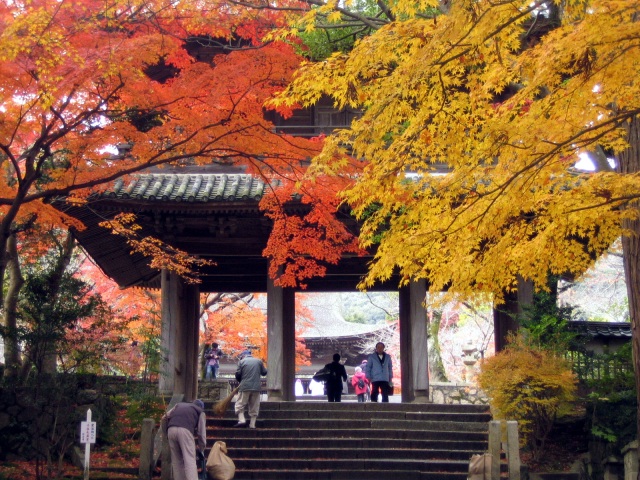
[324,353,348,402]
[164,399,207,480]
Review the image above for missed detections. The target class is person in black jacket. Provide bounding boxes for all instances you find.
[324,353,348,402]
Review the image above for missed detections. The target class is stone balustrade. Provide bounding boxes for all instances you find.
[429,381,490,405]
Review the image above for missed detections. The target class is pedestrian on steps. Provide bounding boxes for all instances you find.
[234,349,267,429]
[364,342,393,403]
[324,353,348,402]
[204,342,222,380]
[164,399,207,480]
[351,366,370,403]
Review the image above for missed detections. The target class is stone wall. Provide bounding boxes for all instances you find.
[199,378,490,404]
[197,379,231,401]
[0,378,98,461]
[429,381,489,405]
[0,374,154,462]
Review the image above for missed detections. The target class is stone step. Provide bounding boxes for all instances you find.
[220,436,488,451]
[528,474,581,480]
[232,468,469,480]
[229,400,489,413]
[207,427,489,441]
[199,401,489,479]
[208,417,489,432]
[210,408,491,423]
[229,446,479,461]
[233,457,471,471]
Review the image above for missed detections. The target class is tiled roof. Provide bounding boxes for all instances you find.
[253,294,386,339]
[102,173,268,203]
[568,321,631,338]
[298,297,388,339]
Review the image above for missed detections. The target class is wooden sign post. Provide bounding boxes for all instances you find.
[80,409,97,480]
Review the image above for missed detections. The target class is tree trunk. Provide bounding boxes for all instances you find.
[615,114,640,479]
[0,184,36,378]
[40,232,75,374]
[0,182,32,311]
[3,233,24,378]
[427,309,448,382]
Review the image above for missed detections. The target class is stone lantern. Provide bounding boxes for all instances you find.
[462,340,478,383]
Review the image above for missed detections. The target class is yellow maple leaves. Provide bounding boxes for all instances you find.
[274,0,640,303]
[478,333,577,458]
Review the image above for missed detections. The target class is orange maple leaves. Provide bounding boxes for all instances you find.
[201,292,311,367]
[259,153,366,287]
[0,0,347,292]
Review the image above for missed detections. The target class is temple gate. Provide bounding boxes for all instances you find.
[59,164,432,403]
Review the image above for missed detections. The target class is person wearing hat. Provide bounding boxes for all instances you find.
[164,399,207,480]
[234,349,267,428]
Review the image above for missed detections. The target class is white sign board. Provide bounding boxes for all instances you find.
[80,420,96,444]
[81,409,95,480]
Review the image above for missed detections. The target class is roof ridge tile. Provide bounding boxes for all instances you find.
[99,172,277,203]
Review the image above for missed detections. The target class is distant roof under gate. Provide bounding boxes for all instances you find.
[57,166,399,293]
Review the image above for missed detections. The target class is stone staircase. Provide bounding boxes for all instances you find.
[206,399,492,480]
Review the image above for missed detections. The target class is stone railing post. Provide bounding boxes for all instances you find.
[622,441,638,480]
[161,423,172,480]
[488,419,522,479]
[602,455,623,480]
[148,394,183,480]
[139,418,155,480]
[506,420,521,480]
[488,420,502,480]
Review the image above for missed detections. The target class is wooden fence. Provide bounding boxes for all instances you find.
[565,350,633,382]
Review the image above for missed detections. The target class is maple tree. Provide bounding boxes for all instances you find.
[5,233,156,379]
[9,228,80,377]
[429,300,495,382]
[0,0,371,377]
[200,292,312,368]
[0,0,363,289]
[267,0,640,462]
[75,255,163,378]
[201,293,267,360]
[73,270,313,377]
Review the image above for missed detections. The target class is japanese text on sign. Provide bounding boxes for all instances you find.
[80,421,96,444]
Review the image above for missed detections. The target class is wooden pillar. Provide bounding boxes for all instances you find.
[399,279,430,403]
[184,282,200,402]
[159,269,178,396]
[282,287,296,401]
[493,276,533,351]
[266,277,296,401]
[159,270,200,400]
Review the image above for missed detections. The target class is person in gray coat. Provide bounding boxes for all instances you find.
[364,342,393,403]
[234,349,267,428]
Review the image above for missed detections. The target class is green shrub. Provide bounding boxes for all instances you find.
[478,334,578,461]
[584,343,636,451]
